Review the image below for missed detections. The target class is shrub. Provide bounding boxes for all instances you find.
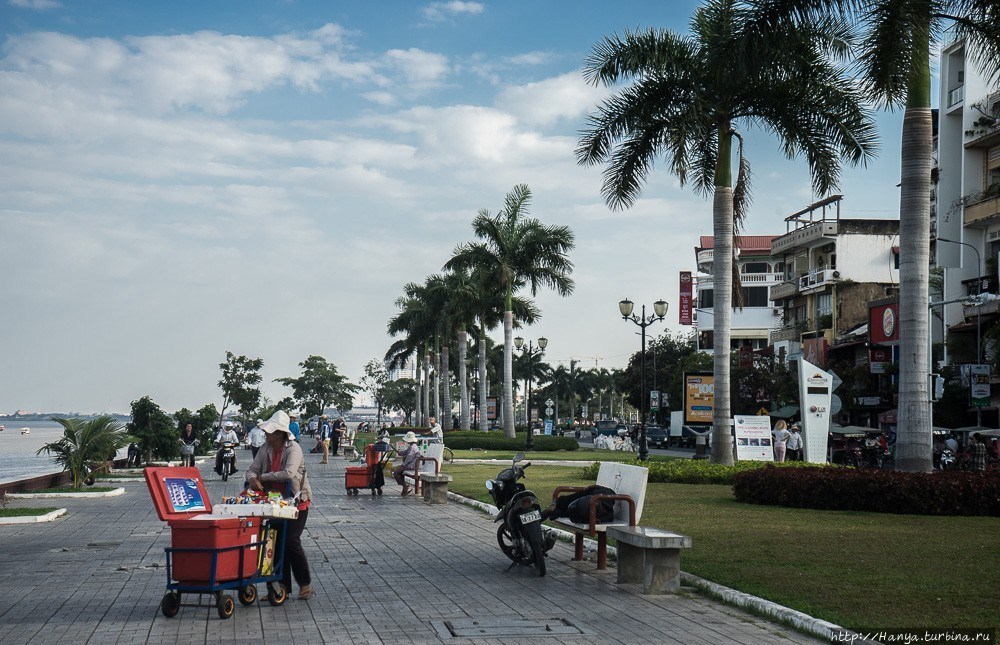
[445,431,578,452]
[579,458,815,484]
[732,466,1000,516]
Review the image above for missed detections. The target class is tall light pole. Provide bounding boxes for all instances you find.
[619,299,668,461]
[937,238,984,428]
[515,335,547,451]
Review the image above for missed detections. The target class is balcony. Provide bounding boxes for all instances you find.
[963,190,1000,227]
[697,249,714,272]
[741,272,784,284]
[769,280,799,301]
[798,268,840,294]
[964,93,1000,149]
[947,85,965,108]
[770,324,802,343]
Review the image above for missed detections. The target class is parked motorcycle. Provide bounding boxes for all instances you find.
[126,442,142,468]
[938,448,957,470]
[485,452,555,577]
[216,442,238,481]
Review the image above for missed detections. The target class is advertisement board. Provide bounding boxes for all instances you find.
[486,397,497,421]
[733,415,774,461]
[971,364,991,407]
[869,347,892,373]
[869,301,900,344]
[679,271,693,325]
[683,372,714,425]
[798,359,832,464]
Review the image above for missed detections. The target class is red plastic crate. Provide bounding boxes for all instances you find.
[345,466,370,489]
[168,515,260,583]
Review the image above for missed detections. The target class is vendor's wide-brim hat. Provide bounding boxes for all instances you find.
[258,411,293,437]
[403,431,419,443]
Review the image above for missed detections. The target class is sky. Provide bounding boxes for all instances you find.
[0,0,912,415]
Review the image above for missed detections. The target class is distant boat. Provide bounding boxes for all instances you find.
[0,424,5,431]
[20,427,29,435]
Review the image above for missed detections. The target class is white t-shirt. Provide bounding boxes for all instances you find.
[773,428,791,446]
[429,423,443,442]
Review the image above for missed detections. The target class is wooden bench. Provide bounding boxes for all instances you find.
[548,462,648,570]
[606,526,692,594]
[403,443,444,496]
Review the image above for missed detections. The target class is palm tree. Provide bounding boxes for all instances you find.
[386,281,437,426]
[37,416,130,489]
[749,1,999,472]
[577,0,877,464]
[446,184,576,438]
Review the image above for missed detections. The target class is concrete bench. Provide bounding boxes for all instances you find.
[419,473,453,504]
[606,526,692,594]
[548,462,648,570]
[403,443,444,496]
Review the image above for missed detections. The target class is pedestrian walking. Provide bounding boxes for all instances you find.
[246,410,314,600]
[247,422,266,459]
[970,432,987,471]
[288,412,301,441]
[319,415,331,464]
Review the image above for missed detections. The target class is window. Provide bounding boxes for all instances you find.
[816,293,832,317]
[699,289,714,309]
[742,286,769,307]
[742,262,769,274]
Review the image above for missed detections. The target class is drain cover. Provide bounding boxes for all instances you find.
[440,618,583,637]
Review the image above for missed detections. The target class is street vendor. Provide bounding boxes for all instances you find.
[245,410,314,600]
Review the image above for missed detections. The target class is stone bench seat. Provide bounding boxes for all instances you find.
[419,472,453,504]
[606,526,692,594]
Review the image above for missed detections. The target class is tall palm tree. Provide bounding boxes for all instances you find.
[446,184,576,438]
[750,1,1000,472]
[577,0,877,464]
[386,281,436,426]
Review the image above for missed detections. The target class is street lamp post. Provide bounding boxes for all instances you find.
[937,238,984,428]
[619,299,668,461]
[515,335,548,451]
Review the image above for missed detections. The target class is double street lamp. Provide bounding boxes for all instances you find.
[619,299,668,461]
[515,335,548,451]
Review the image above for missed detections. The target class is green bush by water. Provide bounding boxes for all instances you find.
[580,458,818,484]
[446,431,578,452]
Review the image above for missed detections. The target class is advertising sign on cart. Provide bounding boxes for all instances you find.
[733,415,774,461]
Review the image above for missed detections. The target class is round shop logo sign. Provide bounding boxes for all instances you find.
[882,307,896,338]
[680,273,691,283]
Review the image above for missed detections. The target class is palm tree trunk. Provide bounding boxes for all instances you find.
[503,310,515,438]
[422,350,430,426]
[711,170,735,465]
[441,345,452,431]
[478,332,488,431]
[895,42,934,471]
[459,329,470,430]
[433,349,441,420]
[414,357,422,427]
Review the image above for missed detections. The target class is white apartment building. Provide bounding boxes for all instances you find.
[936,32,1000,351]
[693,235,784,352]
[768,196,899,364]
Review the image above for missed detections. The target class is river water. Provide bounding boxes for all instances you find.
[0,420,131,485]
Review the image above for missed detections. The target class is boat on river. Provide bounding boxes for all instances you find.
[20,427,30,435]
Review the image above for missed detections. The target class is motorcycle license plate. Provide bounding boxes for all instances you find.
[520,509,542,524]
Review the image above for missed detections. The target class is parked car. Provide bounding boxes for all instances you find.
[642,424,669,448]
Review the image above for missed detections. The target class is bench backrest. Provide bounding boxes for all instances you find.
[419,443,445,474]
[595,462,648,524]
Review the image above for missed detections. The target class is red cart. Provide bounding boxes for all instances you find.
[145,467,291,619]
[345,442,393,495]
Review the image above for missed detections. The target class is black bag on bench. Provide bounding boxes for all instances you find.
[549,485,616,524]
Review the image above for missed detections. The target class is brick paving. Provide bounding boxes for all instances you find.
[0,455,820,644]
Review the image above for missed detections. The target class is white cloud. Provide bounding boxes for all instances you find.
[421,1,485,22]
[383,48,450,93]
[9,0,62,9]
[497,71,608,127]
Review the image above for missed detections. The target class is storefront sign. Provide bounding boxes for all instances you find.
[679,271,693,325]
[869,347,892,373]
[971,364,991,407]
[869,302,899,344]
[802,337,828,368]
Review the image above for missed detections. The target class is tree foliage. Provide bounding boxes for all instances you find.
[275,355,360,418]
[37,416,130,488]
[382,378,417,424]
[127,395,177,462]
[360,358,391,425]
[173,403,218,454]
[217,351,264,428]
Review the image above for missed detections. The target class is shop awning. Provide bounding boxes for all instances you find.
[770,405,799,419]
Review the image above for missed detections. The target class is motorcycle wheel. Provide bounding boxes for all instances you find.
[496,524,519,563]
[222,462,229,482]
[529,531,546,577]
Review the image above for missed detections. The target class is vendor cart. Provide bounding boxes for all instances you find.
[345,440,393,495]
[145,467,296,619]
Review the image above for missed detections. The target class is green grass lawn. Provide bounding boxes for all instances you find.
[0,507,59,517]
[29,486,118,493]
[451,449,675,462]
[444,463,1000,630]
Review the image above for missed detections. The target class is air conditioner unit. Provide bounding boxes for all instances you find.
[832,270,841,278]
[772,307,783,315]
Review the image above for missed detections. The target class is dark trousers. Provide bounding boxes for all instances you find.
[331,430,342,455]
[250,445,260,459]
[786,448,801,461]
[281,509,311,591]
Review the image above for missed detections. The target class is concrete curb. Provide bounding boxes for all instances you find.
[447,491,852,643]
[8,487,126,499]
[95,478,145,483]
[0,508,68,524]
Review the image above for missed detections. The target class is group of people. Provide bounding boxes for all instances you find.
[770,420,804,462]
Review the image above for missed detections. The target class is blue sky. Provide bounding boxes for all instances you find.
[0,0,909,414]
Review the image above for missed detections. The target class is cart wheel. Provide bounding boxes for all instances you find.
[160,591,180,618]
[267,583,287,606]
[216,593,235,619]
[238,584,257,606]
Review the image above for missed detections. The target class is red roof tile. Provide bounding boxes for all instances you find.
[697,235,778,253]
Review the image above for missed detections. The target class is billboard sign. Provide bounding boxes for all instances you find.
[683,372,714,425]
[679,271,693,325]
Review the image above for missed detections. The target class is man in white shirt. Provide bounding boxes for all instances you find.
[786,424,803,461]
[214,424,240,474]
[427,416,443,443]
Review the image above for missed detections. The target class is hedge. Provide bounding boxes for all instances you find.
[732,465,1000,516]
[580,458,814,485]
[444,431,578,452]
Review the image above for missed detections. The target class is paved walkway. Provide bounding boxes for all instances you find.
[0,455,820,644]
